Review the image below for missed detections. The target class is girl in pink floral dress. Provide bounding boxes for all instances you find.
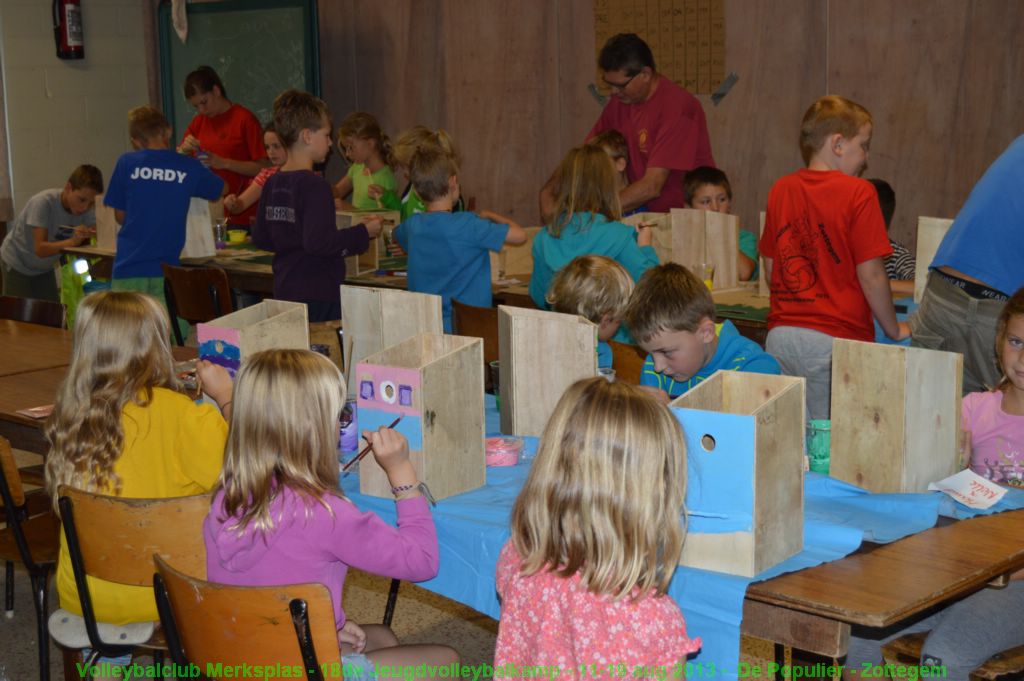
[964,287,1024,487]
[495,377,701,672]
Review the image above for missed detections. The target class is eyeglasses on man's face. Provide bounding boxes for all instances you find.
[602,70,640,91]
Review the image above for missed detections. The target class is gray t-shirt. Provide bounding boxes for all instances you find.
[0,188,95,275]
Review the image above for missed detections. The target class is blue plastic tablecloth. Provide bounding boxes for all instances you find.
[340,393,1018,680]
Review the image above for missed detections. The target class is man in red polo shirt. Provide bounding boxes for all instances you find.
[540,33,715,220]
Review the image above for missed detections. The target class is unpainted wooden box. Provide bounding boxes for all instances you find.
[498,305,597,437]
[620,211,673,263]
[914,216,953,303]
[197,300,309,376]
[757,211,769,298]
[830,339,962,493]
[95,195,217,259]
[491,226,541,282]
[622,209,741,290]
[355,333,485,499]
[335,210,400,276]
[670,371,805,577]
[339,285,443,394]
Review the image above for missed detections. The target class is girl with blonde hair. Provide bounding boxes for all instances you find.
[204,349,458,680]
[45,290,232,637]
[371,125,466,221]
[529,145,659,310]
[333,111,397,211]
[496,377,701,667]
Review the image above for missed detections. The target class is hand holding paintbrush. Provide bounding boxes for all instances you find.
[341,415,403,472]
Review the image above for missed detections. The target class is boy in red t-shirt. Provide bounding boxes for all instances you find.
[759,95,909,420]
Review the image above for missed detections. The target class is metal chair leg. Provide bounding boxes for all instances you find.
[4,560,13,617]
[31,570,50,681]
[383,578,400,627]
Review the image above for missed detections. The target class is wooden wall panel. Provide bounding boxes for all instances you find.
[829,0,1024,249]
[702,0,826,247]
[306,0,1024,248]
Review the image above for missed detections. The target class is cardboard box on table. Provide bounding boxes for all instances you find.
[829,339,962,493]
[621,209,741,291]
[355,333,485,500]
[497,305,597,437]
[196,300,309,377]
[339,285,443,395]
[335,210,400,276]
[669,371,805,577]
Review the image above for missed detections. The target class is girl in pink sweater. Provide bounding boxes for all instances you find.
[203,349,457,679]
[495,377,701,670]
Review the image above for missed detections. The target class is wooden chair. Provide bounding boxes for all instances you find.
[451,300,499,391]
[161,263,234,345]
[0,295,65,328]
[882,631,1024,681]
[0,437,60,681]
[609,340,648,385]
[51,488,211,673]
[153,555,341,680]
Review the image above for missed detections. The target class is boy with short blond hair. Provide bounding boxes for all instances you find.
[1,165,102,301]
[759,95,907,420]
[547,255,633,369]
[625,263,779,402]
[394,145,527,332]
[105,106,223,301]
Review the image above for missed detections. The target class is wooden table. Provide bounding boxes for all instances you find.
[0,320,75,377]
[742,510,1024,658]
[0,322,196,454]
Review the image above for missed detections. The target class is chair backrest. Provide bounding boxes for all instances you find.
[609,340,647,385]
[154,555,342,676]
[161,264,233,325]
[0,436,27,508]
[0,295,65,328]
[451,300,499,366]
[58,487,211,585]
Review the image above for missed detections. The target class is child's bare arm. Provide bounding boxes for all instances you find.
[857,257,909,340]
[225,182,263,214]
[479,210,527,245]
[333,176,353,201]
[737,250,757,281]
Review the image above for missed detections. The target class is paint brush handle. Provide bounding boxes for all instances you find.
[341,415,403,472]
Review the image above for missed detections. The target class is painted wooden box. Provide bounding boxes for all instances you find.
[670,371,806,577]
[335,210,400,276]
[339,285,443,394]
[355,333,485,499]
[497,305,598,438]
[197,300,309,377]
[830,339,962,493]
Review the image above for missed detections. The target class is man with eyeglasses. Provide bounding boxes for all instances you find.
[540,33,714,221]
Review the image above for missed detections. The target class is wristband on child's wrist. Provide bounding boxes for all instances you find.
[391,482,436,506]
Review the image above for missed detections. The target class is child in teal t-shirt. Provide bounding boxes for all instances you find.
[333,112,396,211]
[683,166,758,281]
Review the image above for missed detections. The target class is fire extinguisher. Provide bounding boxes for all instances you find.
[52,0,84,60]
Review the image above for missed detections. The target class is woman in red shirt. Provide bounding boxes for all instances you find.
[177,66,269,226]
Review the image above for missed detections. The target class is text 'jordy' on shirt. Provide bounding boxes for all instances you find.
[129,167,189,183]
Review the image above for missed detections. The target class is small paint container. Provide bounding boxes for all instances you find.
[339,399,359,453]
[486,436,523,467]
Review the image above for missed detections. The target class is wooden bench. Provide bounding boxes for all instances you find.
[882,632,1024,681]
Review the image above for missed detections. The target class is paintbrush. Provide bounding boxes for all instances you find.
[341,415,403,473]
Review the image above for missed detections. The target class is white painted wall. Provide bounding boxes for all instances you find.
[1,0,148,213]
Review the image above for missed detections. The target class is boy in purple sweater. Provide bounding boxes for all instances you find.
[253,90,382,321]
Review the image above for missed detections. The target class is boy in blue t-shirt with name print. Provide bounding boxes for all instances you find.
[624,263,780,403]
[394,146,527,332]
[104,106,224,302]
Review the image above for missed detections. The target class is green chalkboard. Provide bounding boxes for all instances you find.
[157,0,320,141]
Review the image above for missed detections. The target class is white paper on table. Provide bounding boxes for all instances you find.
[928,469,1007,509]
